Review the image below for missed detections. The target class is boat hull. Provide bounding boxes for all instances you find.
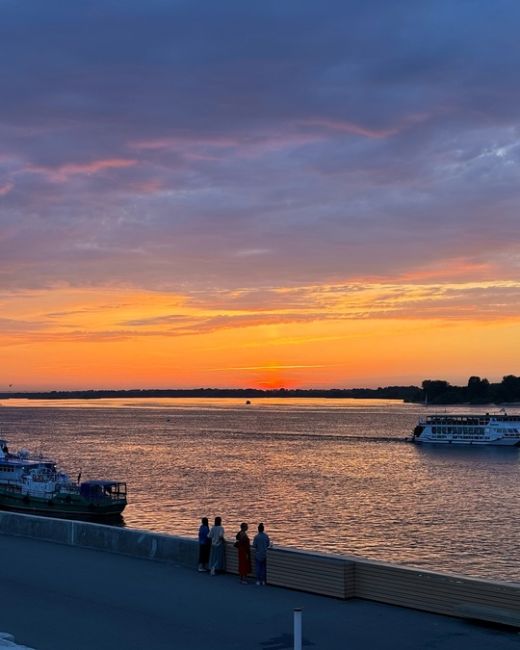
[413,437,520,446]
[0,489,126,518]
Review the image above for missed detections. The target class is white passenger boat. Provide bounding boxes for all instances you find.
[411,413,520,446]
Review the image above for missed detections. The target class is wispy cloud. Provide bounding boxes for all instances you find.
[209,364,332,371]
[299,118,398,139]
[234,249,272,258]
[25,158,137,182]
[0,182,14,196]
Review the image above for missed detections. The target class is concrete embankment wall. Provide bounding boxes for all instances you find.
[0,512,518,628]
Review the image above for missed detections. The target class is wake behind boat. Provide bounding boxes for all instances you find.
[0,440,127,517]
[411,412,520,446]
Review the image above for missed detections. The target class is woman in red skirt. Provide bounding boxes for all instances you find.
[235,522,251,584]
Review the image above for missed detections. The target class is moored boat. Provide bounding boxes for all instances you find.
[0,440,127,517]
[411,412,520,446]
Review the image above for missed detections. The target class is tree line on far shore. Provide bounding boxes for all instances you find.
[0,386,419,400]
[0,375,519,404]
[415,375,520,405]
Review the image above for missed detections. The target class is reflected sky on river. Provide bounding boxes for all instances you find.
[1,399,518,583]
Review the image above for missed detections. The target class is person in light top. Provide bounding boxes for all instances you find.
[252,523,271,586]
[208,516,225,576]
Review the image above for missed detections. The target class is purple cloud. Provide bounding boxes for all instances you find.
[1,0,519,295]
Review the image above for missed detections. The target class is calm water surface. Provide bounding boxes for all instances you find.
[1,398,519,583]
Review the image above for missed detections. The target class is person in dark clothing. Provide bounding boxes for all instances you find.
[235,522,251,584]
[198,517,211,572]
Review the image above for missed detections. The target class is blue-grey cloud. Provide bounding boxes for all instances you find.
[1,0,520,291]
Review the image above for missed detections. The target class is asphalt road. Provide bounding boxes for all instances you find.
[0,535,517,650]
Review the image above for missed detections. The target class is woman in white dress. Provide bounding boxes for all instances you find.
[208,516,225,575]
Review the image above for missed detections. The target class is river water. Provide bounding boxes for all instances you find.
[0,398,518,583]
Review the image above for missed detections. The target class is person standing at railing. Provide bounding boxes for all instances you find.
[252,522,271,586]
[235,522,251,584]
[198,517,211,572]
[208,516,225,576]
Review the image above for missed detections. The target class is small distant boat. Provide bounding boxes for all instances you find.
[0,440,127,517]
[245,400,251,405]
[411,412,520,446]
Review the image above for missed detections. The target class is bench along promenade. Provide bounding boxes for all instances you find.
[0,512,517,650]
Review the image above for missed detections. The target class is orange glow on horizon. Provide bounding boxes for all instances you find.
[0,280,519,390]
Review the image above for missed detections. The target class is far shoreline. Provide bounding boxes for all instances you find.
[0,387,419,400]
[1,388,520,407]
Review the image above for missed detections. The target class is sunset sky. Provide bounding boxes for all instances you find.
[1,1,520,390]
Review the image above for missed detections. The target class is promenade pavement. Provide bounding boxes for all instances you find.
[0,534,517,650]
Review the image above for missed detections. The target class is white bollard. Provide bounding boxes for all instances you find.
[293,608,303,650]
